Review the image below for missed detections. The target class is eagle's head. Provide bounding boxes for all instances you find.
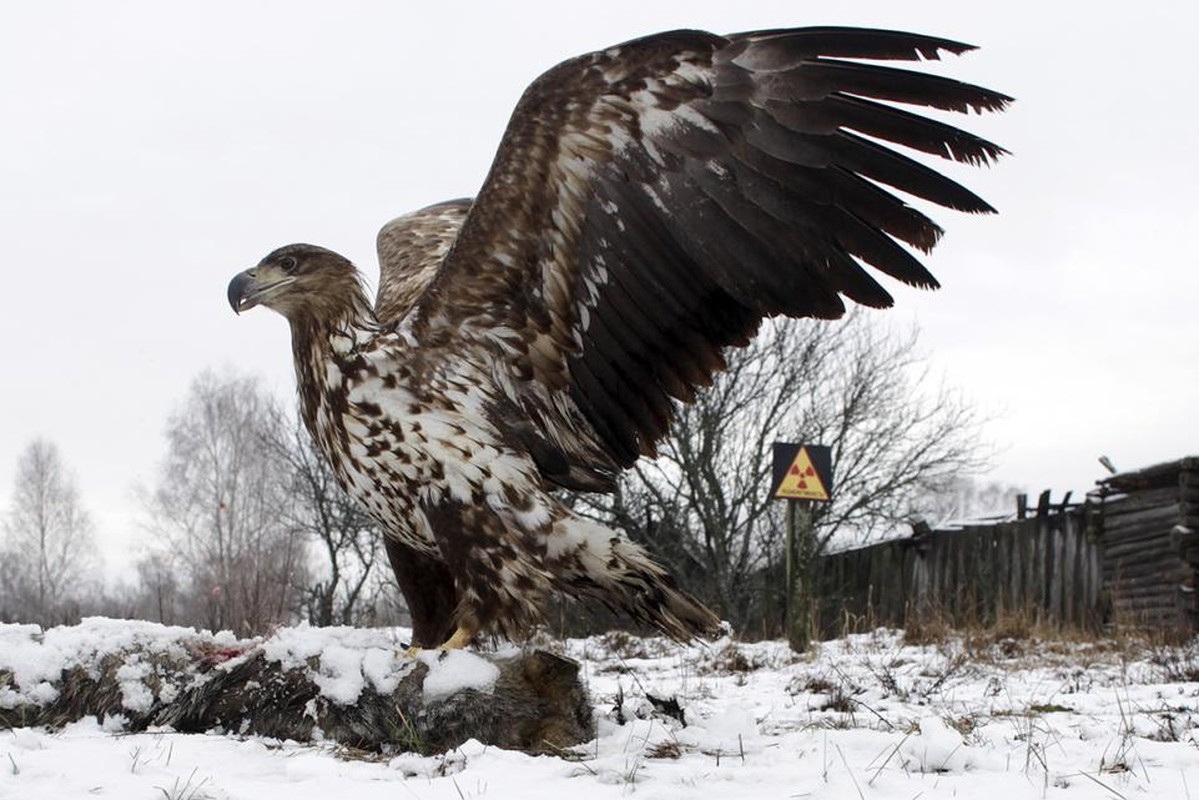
[227,244,367,323]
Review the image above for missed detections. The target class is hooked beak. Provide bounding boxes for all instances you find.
[227,268,295,314]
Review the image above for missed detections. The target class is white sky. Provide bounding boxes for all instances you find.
[2,2,1195,576]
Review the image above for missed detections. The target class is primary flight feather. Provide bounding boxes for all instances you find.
[227,26,1009,648]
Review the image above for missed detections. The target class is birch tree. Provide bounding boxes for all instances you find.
[266,410,388,627]
[0,439,100,625]
[143,370,308,635]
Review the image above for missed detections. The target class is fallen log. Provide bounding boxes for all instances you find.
[0,618,592,755]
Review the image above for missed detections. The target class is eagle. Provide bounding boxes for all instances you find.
[227,27,1008,649]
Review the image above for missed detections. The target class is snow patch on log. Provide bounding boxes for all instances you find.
[260,625,414,704]
[0,617,235,712]
[418,649,501,701]
[0,619,592,754]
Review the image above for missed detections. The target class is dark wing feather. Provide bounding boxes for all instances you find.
[412,27,1009,468]
[375,199,471,324]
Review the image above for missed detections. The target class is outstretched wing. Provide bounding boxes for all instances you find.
[375,199,471,324]
[413,27,1009,469]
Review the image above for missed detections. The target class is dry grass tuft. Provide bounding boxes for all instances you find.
[646,739,683,759]
[900,609,954,647]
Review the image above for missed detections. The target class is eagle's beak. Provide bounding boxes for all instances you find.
[227,268,295,314]
[227,270,256,314]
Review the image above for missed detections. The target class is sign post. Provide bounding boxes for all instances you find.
[771,443,833,653]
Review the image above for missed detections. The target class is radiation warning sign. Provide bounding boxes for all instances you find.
[771,443,833,502]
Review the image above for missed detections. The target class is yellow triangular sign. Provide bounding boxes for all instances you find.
[775,446,830,501]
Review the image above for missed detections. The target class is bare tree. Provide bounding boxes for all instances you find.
[130,551,183,625]
[914,477,1025,525]
[142,370,309,635]
[580,311,989,636]
[0,439,100,625]
[266,409,389,627]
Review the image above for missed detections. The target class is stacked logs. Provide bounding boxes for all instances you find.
[1096,457,1199,632]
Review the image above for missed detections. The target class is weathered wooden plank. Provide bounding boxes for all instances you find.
[1111,572,1187,591]
[1103,514,1172,534]
[1111,599,1185,624]
[1005,528,1021,613]
[1103,536,1177,562]
[1075,514,1100,628]
[1102,506,1184,534]
[1060,524,1077,624]
[1033,521,1048,611]
[1102,553,1186,574]
[1103,492,1180,511]
[1045,525,1061,621]
[1102,564,1180,584]
[1173,526,1199,549]
[1101,486,1182,515]
[1112,596,1182,612]
[1105,458,1194,493]
[1102,530,1179,554]
[1109,585,1189,607]
[1021,525,1040,609]
[1111,598,1183,616]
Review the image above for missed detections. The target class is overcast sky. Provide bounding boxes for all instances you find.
[2,2,1195,577]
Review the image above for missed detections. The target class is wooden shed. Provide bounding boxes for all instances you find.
[1092,457,1199,630]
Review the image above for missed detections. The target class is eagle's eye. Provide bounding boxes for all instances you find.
[279,255,299,273]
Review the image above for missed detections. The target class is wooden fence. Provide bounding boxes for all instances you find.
[814,511,1103,637]
[814,455,1199,638]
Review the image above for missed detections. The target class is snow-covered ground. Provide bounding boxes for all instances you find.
[3,621,1198,799]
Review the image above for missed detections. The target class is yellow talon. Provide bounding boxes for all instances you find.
[438,625,475,650]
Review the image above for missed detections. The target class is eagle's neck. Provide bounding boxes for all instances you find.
[288,286,379,442]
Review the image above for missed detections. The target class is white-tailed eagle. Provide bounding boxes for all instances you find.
[227,27,1008,648]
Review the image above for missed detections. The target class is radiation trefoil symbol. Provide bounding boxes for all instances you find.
[773,445,831,501]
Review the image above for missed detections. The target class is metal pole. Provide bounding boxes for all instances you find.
[785,498,795,643]
[787,501,813,652]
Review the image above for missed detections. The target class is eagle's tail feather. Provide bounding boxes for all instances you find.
[551,516,723,641]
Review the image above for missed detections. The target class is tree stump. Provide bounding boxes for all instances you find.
[0,619,592,754]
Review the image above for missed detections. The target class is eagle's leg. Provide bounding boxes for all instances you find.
[439,623,477,650]
[398,623,474,658]
[383,535,459,648]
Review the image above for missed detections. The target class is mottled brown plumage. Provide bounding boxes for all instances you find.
[376,200,472,325]
[227,27,1008,647]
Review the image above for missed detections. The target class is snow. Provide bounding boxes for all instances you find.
[259,624,413,705]
[418,649,501,701]
[256,624,503,704]
[115,660,155,713]
[900,715,971,773]
[3,623,1199,799]
[0,617,235,711]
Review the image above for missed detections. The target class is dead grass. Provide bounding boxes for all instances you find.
[893,600,1199,677]
[595,630,653,660]
[798,676,838,695]
[695,640,771,676]
[819,686,856,714]
[645,739,682,759]
[1146,635,1199,683]
[900,608,954,647]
